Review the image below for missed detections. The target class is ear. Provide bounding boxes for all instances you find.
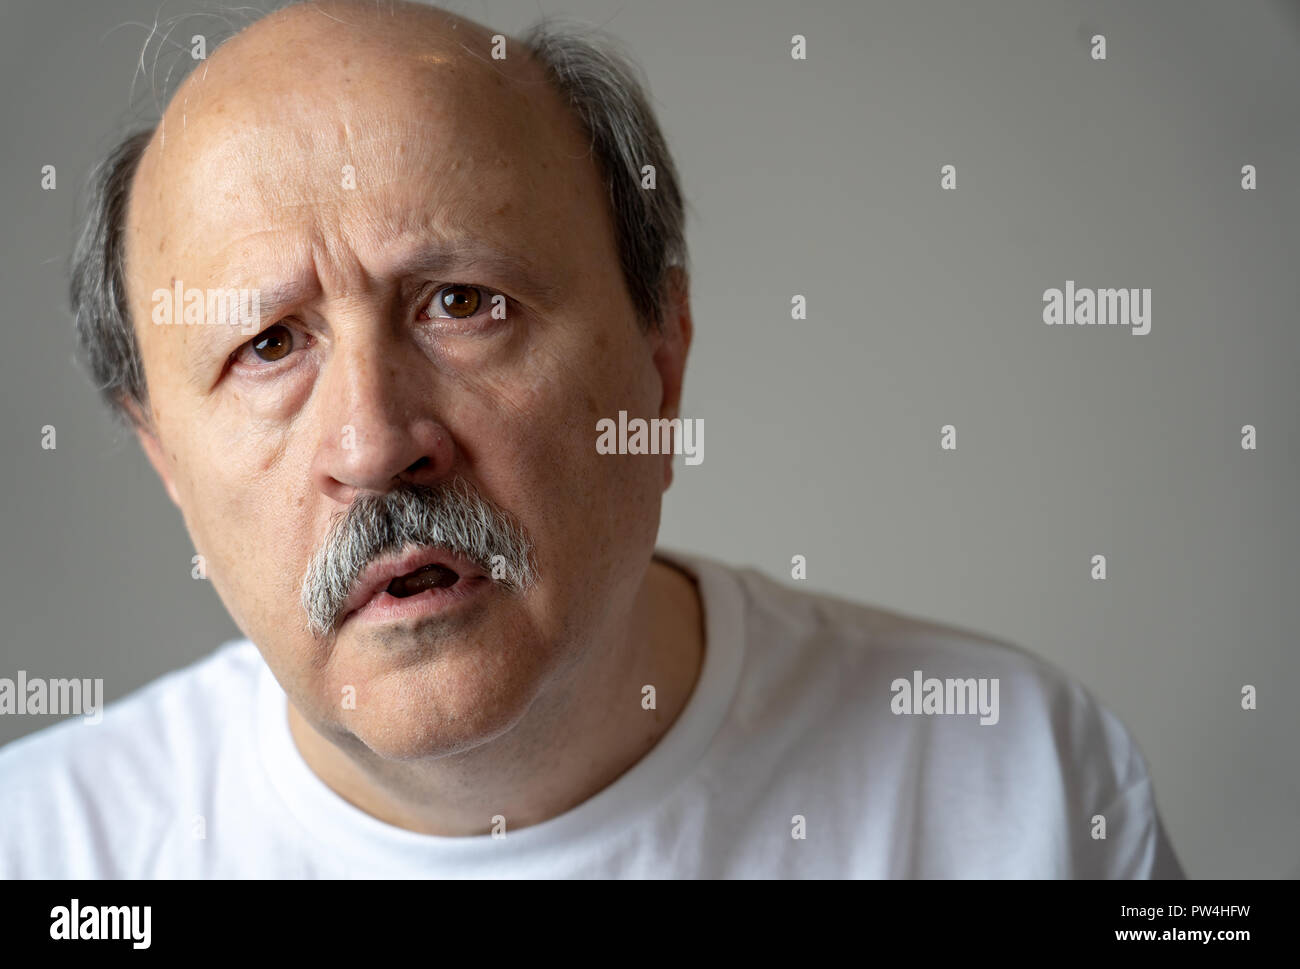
[123,398,182,507]
[649,266,693,493]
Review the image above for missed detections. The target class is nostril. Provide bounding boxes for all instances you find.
[404,456,431,474]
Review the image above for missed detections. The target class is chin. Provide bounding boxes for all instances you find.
[325,620,558,762]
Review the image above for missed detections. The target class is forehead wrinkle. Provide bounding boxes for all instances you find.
[159,108,546,256]
[207,234,321,313]
[135,15,576,249]
[160,117,547,265]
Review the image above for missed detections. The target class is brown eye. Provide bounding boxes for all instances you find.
[252,324,293,361]
[434,285,481,319]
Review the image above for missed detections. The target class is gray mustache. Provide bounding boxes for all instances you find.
[300,478,537,638]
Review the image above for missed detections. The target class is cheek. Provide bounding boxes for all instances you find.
[162,413,310,632]
[461,327,664,581]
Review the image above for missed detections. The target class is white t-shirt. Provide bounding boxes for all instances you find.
[0,549,1183,878]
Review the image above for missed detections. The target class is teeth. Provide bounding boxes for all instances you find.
[386,563,459,598]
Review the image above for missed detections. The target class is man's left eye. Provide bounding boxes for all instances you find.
[422,284,490,320]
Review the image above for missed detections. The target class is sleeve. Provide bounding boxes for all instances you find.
[1054,678,1187,880]
[1092,772,1186,879]
[1080,696,1186,879]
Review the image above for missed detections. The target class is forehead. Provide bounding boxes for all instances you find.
[127,19,599,289]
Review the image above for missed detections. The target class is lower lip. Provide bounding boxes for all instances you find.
[347,574,493,626]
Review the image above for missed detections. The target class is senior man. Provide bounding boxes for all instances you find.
[0,0,1182,878]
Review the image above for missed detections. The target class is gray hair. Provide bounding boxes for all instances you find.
[70,6,688,428]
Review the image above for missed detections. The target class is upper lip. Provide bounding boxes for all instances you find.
[340,545,486,622]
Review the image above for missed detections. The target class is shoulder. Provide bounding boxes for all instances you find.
[723,558,1092,726]
[696,556,1182,877]
[0,639,263,878]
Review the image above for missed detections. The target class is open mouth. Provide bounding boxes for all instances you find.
[338,545,492,627]
[384,563,460,598]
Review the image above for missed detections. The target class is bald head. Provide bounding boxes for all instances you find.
[74,0,687,426]
[142,0,548,180]
[127,0,580,356]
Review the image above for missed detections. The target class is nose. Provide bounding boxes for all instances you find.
[309,323,456,505]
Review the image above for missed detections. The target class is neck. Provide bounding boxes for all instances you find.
[285,556,705,835]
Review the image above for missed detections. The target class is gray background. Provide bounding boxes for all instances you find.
[1,0,1296,878]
